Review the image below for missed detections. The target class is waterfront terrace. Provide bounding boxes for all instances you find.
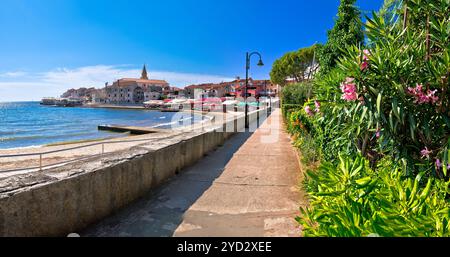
[185,78,279,99]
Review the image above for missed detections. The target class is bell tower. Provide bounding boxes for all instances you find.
[140,64,149,80]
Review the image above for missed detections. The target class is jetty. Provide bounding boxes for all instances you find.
[98,125,166,135]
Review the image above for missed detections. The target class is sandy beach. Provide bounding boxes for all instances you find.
[0,131,182,177]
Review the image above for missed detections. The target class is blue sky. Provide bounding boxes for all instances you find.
[0,0,384,101]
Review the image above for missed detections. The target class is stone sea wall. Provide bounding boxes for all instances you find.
[0,109,266,236]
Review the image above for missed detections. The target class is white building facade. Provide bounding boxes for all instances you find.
[105,65,169,104]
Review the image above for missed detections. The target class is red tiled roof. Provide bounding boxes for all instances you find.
[184,78,272,90]
[185,83,214,89]
[117,78,169,84]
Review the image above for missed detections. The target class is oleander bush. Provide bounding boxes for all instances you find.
[283,0,450,236]
[298,155,450,237]
[289,108,322,165]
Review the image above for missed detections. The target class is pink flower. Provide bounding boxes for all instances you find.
[420,147,432,158]
[418,94,430,104]
[436,159,442,168]
[314,101,321,112]
[341,84,355,93]
[360,61,369,71]
[360,49,370,71]
[342,92,358,101]
[406,84,439,105]
[416,84,423,91]
[340,78,358,101]
[345,77,355,84]
[426,89,439,104]
[359,96,365,105]
[305,106,314,116]
[376,128,381,139]
[363,49,371,61]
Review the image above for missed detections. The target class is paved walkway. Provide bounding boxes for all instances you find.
[83,108,307,237]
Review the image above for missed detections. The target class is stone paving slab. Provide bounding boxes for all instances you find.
[83,108,306,237]
[174,109,306,237]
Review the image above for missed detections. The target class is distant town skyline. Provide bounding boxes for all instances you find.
[0,0,384,102]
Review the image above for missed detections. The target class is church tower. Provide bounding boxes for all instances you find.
[140,64,149,80]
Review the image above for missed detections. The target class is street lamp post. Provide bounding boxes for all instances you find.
[244,51,264,129]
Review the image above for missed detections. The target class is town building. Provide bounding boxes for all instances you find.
[91,88,107,103]
[105,65,170,104]
[165,86,186,99]
[185,78,277,99]
[61,87,98,101]
[184,83,215,99]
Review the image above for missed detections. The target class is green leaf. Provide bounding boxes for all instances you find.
[409,114,416,141]
[356,177,372,187]
[392,98,400,120]
[419,179,433,200]
[443,150,448,177]
[377,93,382,114]
[360,107,368,124]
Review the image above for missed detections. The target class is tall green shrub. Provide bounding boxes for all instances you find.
[291,0,450,236]
[318,0,364,74]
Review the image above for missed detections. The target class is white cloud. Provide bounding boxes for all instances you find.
[40,65,139,88]
[0,71,28,78]
[0,65,234,102]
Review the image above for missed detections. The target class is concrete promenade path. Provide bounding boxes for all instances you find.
[83,108,307,237]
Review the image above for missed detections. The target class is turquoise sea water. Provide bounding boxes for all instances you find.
[0,102,199,149]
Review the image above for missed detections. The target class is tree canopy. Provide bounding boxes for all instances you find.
[318,0,364,75]
[270,44,319,86]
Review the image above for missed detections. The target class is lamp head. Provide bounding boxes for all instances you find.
[257,59,264,67]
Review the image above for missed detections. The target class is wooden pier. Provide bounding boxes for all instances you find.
[98,125,166,135]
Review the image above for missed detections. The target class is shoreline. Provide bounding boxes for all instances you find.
[0,109,226,154]
[0,110,218,152]
[82,104,147,110]
[0,103,213,151]
[0,106,259,178]
[0,99,264,152]
[0,99,261,176]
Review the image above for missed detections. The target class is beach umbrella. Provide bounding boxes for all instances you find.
[222,100,239,105]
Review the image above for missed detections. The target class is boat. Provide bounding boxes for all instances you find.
[160,108,180,112]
